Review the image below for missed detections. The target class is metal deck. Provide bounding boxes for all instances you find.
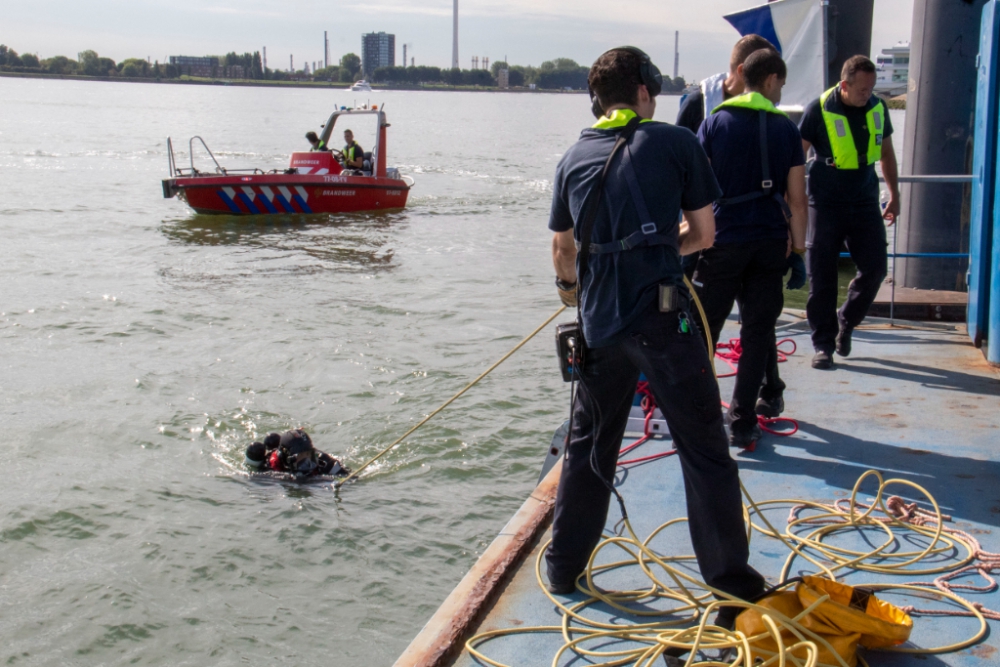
[396,312,1000,667]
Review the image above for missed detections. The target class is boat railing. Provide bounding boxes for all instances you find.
[189,136,226,175]
[167,136,281,178]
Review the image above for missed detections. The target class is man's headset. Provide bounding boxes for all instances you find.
[589,46,664,119]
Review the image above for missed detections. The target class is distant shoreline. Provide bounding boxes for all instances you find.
[0,70,686,95]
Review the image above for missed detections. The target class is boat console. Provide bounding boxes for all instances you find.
[288,151,342,176]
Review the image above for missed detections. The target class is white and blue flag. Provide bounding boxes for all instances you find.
[724,0,826,110]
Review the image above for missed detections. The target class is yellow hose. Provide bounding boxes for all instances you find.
[467,285,989,665]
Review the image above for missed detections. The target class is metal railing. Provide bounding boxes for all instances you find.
[829,174,975,322]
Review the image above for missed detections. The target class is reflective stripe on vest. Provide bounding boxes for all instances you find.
[344,143,357,162]
[712,91,788,117]
[819,85,884,170]
[591,108,654,130]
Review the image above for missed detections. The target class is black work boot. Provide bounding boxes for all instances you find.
[729,422,762,450]
[836,325,853,357]
[754,393,784,418]
[811,350,834,369]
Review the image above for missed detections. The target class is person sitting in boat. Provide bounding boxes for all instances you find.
[245,429,349,478]
[341,130,366,169]
[305,131,329,152]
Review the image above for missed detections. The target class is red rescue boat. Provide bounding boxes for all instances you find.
[162,107,412,215]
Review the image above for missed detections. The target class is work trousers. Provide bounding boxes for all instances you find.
[693,240,788,431]
[806,205,887,352]
[546,303,765,602]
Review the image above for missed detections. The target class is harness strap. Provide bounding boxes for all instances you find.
[716,110,792,221]
[580,142,674,254]
[576,116,642,298]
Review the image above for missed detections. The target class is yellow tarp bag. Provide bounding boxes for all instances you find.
[735,576,913,667]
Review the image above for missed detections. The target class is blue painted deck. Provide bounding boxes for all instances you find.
[449,313,1000,667]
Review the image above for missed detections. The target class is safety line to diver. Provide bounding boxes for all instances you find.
[334,305,568,488]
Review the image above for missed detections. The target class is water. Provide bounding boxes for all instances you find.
[0,78,666,666]
[0,78,903,666]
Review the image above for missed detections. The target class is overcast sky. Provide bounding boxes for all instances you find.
[4,0,912,80]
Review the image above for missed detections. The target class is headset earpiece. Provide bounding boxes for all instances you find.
[590,86,604,119]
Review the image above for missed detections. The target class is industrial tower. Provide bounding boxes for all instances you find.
[452,0,459,69]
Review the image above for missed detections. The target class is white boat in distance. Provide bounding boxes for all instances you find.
[349,80,373,92]
[875,42,909,97]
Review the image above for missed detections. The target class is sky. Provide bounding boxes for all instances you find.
[3,0,913,81]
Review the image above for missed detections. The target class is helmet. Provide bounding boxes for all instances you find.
[280,429,318,476]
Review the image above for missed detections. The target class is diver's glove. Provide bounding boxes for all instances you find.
[555,277,578,308]
[786,251,807,290]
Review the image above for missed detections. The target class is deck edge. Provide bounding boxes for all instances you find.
[391,463,562,667]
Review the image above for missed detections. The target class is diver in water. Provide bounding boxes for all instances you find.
[244,429,349,478]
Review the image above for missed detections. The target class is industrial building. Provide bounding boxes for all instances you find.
[362,32,395,77]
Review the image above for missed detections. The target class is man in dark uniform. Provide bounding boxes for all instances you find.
[675,34,776,135]
[799,55,899,369]
[693,49,807,448]
[546,46,765,624]
[677,35,803,421]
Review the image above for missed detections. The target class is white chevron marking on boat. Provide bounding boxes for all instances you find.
[241,186,256,199]
[297,167,312,174]
[316,168,329,175]
[278,186,293,200]
[295,186,308,201]
[223,187,236,198]
[260,186,275,201]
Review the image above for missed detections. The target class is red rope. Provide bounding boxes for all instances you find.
[618,337,800,462]
[618,381,676,466]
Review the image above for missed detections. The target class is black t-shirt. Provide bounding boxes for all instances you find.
[549,114,721,348]
[675,89,706,135]
[799,89,893,207]
[698,107,805,244]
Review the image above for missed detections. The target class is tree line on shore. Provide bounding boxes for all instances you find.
[0,44,688,92]
[369,58,687,92]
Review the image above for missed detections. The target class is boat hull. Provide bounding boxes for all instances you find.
[163,174,410,215]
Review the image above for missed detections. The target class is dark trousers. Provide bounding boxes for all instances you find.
[806,205,887,352]
[692,240,788,430]
[545,304,765,602]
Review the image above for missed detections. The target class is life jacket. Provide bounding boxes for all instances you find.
[344,141,359,163]
[710,92,792,220]
[818,85,885,169]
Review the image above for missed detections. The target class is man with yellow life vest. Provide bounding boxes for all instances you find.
[677,34,804,425]
[546,47,765,623]
[693,49,808,449]
[342,129,365,169]
[799,55,899,369]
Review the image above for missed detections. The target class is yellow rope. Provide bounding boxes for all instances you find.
[334,305,567,488]
[466,284,990,666]
[465,473,990,667]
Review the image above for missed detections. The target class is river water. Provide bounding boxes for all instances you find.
[0,78,902,666]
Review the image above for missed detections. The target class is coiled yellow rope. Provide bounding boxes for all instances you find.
[466,280,991,667]
[465,472,990,667]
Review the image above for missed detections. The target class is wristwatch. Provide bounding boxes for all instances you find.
[555,277,577,291]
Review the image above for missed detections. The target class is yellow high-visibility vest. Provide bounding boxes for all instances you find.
[819,85,885,170]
